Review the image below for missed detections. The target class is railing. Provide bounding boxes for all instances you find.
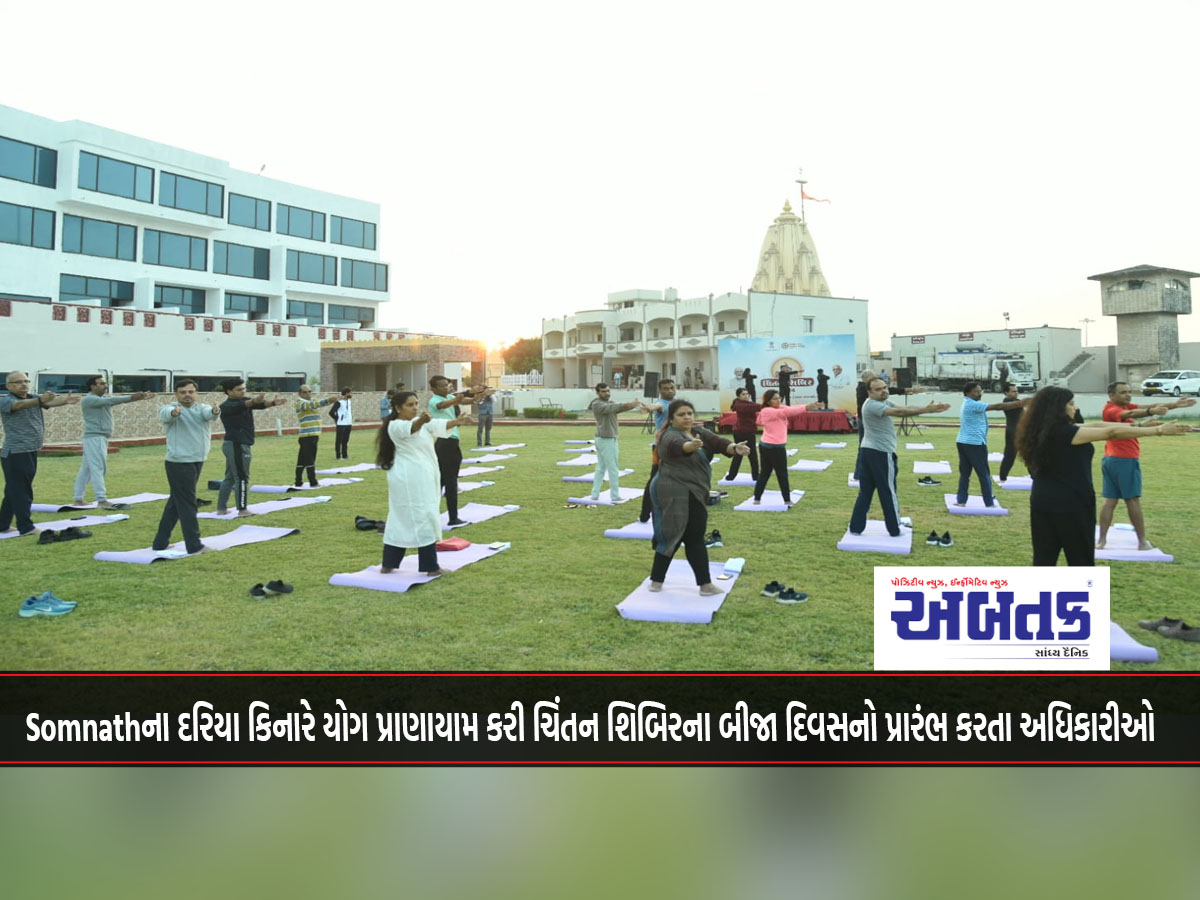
[500,372,545,387]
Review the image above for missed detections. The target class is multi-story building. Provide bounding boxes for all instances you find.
[0,103,397,394]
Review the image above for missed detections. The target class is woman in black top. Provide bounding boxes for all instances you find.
[1017,386,1189,566]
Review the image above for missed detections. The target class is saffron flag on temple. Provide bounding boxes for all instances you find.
[802,190,831,204]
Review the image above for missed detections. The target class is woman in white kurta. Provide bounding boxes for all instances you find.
[375,391,471,575]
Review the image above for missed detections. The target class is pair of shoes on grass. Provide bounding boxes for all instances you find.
[249,580,294,599]
[19,591,76,617]
[925,530,954,547]
[355,515,386,532]
[761,582,809,604]
[704,529,723,548]
[38,526,92,544]
[1138,617,1200,642]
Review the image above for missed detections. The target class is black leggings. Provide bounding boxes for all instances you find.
[383,542,439,572]
[335,425,352,458]
[754,443,791,502]
[650,493,711,585]
[999,430,1018,480]
[435,437,463,520]
[295,436,319,486]
[727,430,759,480]
[1030,507,1095,566]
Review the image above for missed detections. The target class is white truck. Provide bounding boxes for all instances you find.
[916,349,1038,393]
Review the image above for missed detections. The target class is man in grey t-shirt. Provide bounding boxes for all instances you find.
[0,371,81,536]
[587,382,642,502]
[848,378,948,537]
[73,374,155,507]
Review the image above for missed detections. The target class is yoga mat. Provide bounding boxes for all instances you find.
[249,477,364,493]
[1110,621,1159,663]
[456,480,495,493]
[733,490,804,512]
[906,442,935,450]
[814,442,847,449]
[1094,524,1175,563]
[788,458,834,471]
[837,520,913,555]
[616,561,736,624]
[31,492,169,513]
[557,455,598,466]
[471,443,525,451]
[944,495,1009,516]
[565,440,594,445]
[568,488,644,506]
[198,496,331,519]
[471,453,517,463]
[987,452,1004,463]
[328,542,510,593]
[848,474,860,488]
[914,460,952,474]
[94,524,299,563]
[460,465,504,476]
[992,475,1032,490]
[563,447,596,453]
[717,472,756,486]
[315,463,379,474]
[443,503,518,530]
[0,513,129,539]
[562,469,634,483]
[604,520,655,540]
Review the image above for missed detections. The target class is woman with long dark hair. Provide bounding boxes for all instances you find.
[753,389,802,506]
[374,391,472,575]
[722,386,761,483]
[1017,386,1189,566]
[648,399,750,594]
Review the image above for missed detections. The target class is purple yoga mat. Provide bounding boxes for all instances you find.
[328,542,510,593]
[836,520,913,555]
[616,561,737,624]
[93,524,299,563]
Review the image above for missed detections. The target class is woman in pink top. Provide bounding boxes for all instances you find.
[753,390,806,506]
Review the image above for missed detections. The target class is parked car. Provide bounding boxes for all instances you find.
[1141,370,1200,396]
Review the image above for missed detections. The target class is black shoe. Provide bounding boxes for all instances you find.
[776,588,809,604]
[38,530,59,544]
[249,583,267,599]
[939,531,954,547]
[196,498,212,506]
[926,530,940,546]
[58,527,92,541]
[447,518,467,526]
[207,480,223,491]
[638,514,650,524]
[309,482,320,488]
[705,530,723,548]
[917,476,942,486]
[265,579,294,596]
[761,581,783,598]
[186,544,207,555]
[355,515,380,531]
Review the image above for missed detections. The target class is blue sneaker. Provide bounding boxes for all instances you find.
[19,596,74,618]
[38,591,76,610]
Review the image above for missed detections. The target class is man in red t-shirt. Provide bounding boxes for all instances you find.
[1096,381,1195,550]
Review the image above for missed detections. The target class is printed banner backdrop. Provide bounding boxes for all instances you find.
[718,335,857,412]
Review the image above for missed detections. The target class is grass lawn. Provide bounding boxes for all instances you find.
[3,421,1198,670]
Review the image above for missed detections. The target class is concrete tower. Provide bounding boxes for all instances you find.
[1089,264,1197,384]
[750,201,831,296]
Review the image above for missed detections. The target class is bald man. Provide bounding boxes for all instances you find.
[1,372,81,536]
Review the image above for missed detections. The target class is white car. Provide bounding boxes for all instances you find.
[1141,370,1200,396]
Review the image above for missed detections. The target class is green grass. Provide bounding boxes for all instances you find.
[2,423,1198,670]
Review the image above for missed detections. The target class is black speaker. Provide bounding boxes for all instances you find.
[896,368,913,390]
[643,372,659,399]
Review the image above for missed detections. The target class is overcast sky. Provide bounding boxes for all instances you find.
[6,0,1198,351]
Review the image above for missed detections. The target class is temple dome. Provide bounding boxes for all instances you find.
[750,200,831,296]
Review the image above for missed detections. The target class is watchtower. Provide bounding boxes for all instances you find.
[1088,264,1197,384]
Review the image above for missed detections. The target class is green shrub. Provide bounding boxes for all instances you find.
[502,408,519,417]
[523,407,560,418]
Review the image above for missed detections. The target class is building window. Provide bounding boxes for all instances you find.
[738,318,745,331]
[619,327,635,341]
[214,241,270,280]
[246,376,303,392]
[652,327,659,338]
[112,374,165,392]
[287,299,324,325]
[59,274,134,307]
[174,375,229,392]
[681,324,691,336]
[701,322,708,333]
[144,229,207,271]
[327,303,375,327]
[717,320,725,333]
[0,135,56,188]
[803,316,814,333]
[0,201,54,250]
[78,151,153,203]
[62,214,135,261]
[330,215,376,250]
[225,292,269,320]
[154,285,206,314]
[340,258,388,292]
[160,171,223,217]
[286,250,336,285]
[277,204,325,241]
[228,193,270,231]
[35,373,95,394]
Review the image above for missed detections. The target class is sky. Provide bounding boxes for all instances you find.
[5,0,1199,352]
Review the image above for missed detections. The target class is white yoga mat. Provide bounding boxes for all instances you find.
[616,561,736,624]
[315,463,379,474]
[460,465,504,476]
[32,492,168,513]
[1095,524,1175,563]
[788,458,834,471]
[568,488,644,506]
[565,440,594,445]
[563,447,596,453]
[604,520,655,540]
[472,453,517,463]
[198,496,331,519]
[328,542,510,593]
[0,513,129,539]
[249,477,364,493]
[944,495,1009,516]
[914,460,952,474]
[471,443,525,451]
[562,469,634,483]
[456,480,495,493]
[557,455,597,466]
[987,452,1004,463]
[443,503,518,530]
[992,475,1032,490]
[906,442,935,450]
[94,524,299,563]
[1110,621,1159,663]
[734,490,804,512]
[814,442,847,449]
[717,472,756,486]
[837,520,913,555]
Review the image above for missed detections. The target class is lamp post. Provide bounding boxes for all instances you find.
[1079,318,1095,346]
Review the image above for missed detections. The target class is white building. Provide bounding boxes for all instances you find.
[540,201,870,388]
[0,104,394,393]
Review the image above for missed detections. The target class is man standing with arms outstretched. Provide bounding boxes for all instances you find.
[588,382,642,503]
[1096,381,1196,551]
[152,379,220,554]
[73,375,155,507]
[428,375,477,526]
[638,378,676,522]
[216,377,287,517]
[294,384,335,488]
[0,372,80,536]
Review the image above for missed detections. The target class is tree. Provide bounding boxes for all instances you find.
[502,337,543,374]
